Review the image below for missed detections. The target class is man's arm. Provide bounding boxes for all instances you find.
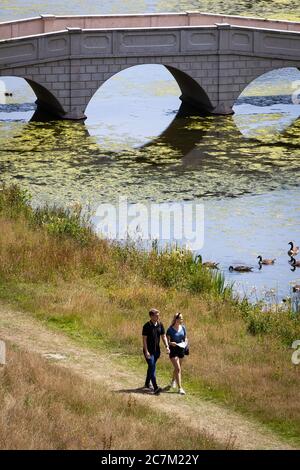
[143,336,150,358]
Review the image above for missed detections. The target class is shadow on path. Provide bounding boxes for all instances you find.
[116,386,173,395]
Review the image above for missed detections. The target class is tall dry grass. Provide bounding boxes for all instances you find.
[0,185,232,296]
[0,185,299,443]
[0,344,221,450]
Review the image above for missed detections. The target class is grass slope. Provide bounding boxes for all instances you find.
[0,185,299,445]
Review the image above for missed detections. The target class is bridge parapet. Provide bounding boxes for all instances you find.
[1,12,300,41]
[1,24,300,69]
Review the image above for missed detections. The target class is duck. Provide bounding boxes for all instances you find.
[288,242,299,257]
[292,285,300,293]
[195,255,219,269]
[229,265,253,272]
[291,257,300,267]
[202,261,219,269]
[290,257,300,271]
[257,255,276,265]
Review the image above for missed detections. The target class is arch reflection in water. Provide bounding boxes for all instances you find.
[0,111,299,206]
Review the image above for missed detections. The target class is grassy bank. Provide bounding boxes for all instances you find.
[174,1,300,22]
[0,185,299,445]
[0,343,222,450]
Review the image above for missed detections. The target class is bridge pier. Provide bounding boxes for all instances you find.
[60,110,87,121]
[31,100,87,121]
[179,95,234,116]
[211,103,234,115]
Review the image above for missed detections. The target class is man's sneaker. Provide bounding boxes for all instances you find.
[153,386,162,395]
[178,388,186,395]
[144,383,153,390]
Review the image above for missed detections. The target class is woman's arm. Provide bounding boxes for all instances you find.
[183,326,188,344]
[167,334,177,347]
[162,334,170,353]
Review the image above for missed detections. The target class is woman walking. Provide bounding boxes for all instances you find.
[166,312,188,395]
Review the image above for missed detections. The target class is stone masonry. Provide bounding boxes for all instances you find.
[0,12,300,119]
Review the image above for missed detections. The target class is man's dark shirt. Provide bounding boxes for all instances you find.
[142,321,165,356]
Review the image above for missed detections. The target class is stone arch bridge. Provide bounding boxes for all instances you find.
[0,11,300,120]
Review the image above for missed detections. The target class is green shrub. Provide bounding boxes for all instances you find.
[30,205,93,245]
[0,184,31,218]
[0,184,93,246]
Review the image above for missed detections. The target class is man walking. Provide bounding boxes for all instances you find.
[142,308,170,394]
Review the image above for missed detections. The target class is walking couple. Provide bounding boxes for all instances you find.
[142,308,188,396]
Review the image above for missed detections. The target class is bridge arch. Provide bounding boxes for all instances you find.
[25,78,65,120]
[233,66,300,139]
[84,62,214,121]
[0,67,66,119]
[229,64,300,113]
[165,65,213,115]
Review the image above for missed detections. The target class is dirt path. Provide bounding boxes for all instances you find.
[0,302,295,450]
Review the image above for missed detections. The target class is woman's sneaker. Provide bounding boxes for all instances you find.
[165,380,177,391]
[178,388,186,395]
